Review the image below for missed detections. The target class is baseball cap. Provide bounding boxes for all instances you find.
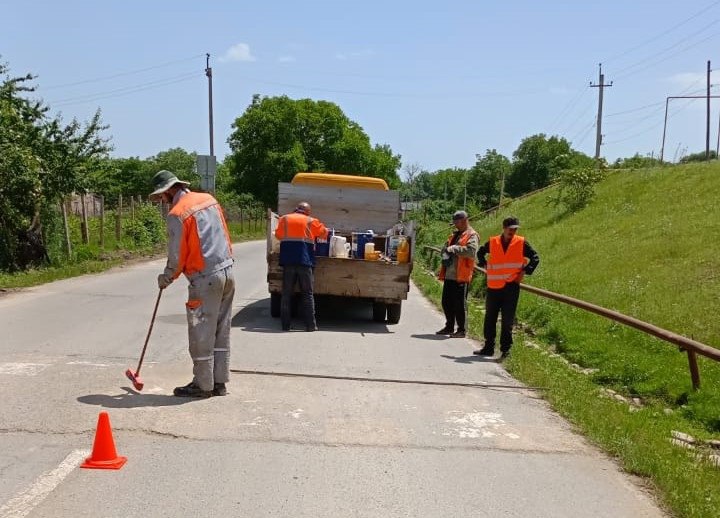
[502,216,520,229]
[452,210,468,221]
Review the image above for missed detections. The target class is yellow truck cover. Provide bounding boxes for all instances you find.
[291,172,389,191]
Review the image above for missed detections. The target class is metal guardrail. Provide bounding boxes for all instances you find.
[423,245,719,389]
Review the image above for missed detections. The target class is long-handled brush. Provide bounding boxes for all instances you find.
[125,289,163,391]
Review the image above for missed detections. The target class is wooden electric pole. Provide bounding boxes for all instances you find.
[205,53,214,157]
[590,63,613,160]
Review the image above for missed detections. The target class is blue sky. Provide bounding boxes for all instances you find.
[4,0,720,174]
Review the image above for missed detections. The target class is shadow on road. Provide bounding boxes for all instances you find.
[232,296,392,334]
[411,333,448,341]
[440,354,499,364]
[77,387,200,408]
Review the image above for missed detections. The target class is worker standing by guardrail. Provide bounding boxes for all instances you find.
[436,210,479,338]
[475,216,540,360]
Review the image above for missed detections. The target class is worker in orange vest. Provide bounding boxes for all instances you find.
[150,170,235,398]
[275,202,328,331]
[436,210,479,338]
[474,216,539,360]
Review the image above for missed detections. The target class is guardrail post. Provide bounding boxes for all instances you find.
[686,349,701,390]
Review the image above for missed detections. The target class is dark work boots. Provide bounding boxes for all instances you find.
[473,344,496,357]
[173,381,213,398]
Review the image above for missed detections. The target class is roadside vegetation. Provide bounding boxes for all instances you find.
[412,161,720,518]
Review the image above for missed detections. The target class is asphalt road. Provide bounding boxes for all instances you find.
[0,240,664,517]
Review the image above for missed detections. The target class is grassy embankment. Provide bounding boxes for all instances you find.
[413,162,720,518]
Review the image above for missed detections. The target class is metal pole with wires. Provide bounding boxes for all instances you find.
[205,53,214,158]
[707,60,712,160]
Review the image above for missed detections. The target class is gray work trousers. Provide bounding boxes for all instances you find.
[281,264,316,329]
[186,265,235,391]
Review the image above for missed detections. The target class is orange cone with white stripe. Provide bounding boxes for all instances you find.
[80,411,127,470]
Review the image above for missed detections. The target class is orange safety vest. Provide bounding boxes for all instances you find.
[274,212,328,266]
[275,212,324,243]
[439,228,477,283]
[486,234,525,289]
[168,191,233,279]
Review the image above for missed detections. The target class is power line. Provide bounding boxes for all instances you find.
[603,0,720,64]
[604,97,696,145]
[548,84,591,133]
[559,99,596,136]
[615,29,720,81]
[52,74,201,107]
[43,54,205,90]
[613,19,718,76]
[569,120,596,144]
[50,71,199,104]
[235,75,547,98]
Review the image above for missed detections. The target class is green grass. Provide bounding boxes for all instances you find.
[413,161,720,518]
[0,216,266,289]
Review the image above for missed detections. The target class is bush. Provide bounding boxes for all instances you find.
[549,165,605,213]
[124,204,165,249]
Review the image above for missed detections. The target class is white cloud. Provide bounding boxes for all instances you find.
[278,55,296,63]
[219,43,256,63]
[667,71,720,92]
[335,49,374,60]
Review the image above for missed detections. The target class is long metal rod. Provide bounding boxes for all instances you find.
[230,368,543,390]
[423,245,720,363]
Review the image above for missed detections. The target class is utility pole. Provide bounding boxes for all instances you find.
[205,53,214,157]
[706,60,711,159]
[463,170,467,211]
[590,63,612,160]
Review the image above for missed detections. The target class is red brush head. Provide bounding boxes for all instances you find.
[125,369,144,391]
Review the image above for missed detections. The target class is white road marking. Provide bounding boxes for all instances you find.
[65,361,111,367]
[0,363,49,376]
[442,411,518,439]
[286,408,304,419]
[0,449,89,518]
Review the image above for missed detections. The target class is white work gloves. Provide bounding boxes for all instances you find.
[157,273,173,290]
[446,245,461,254]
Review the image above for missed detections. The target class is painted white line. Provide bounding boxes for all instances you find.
[0,449,89,518]
[0,363,50,376]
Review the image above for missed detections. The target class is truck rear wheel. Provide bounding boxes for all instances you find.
[270,293,281,318]
[372,302,387,322]
[386,302,401,324]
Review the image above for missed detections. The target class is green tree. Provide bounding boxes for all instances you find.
[506,134,578,197]
[147,147,198,185]
[467,149,511,210]
[227,95,401,207]
[430,167,468,206]
[0,62,110,270]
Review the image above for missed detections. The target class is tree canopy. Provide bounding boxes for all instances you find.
[0,62,110,270]
[227,95,401,208]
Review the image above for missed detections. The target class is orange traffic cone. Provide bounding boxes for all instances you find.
[81,411,127,470]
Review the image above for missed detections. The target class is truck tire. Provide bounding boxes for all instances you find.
[372,302,387,322]
[386,302,401,324]
[270,293,281,318]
